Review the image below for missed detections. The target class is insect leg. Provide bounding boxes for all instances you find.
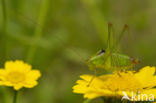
[112,54,123,77]
[111,54,116,71]
[111,54,120,70]
[87,69,97,87]
[115,25,129,50]
[107,22,114,50]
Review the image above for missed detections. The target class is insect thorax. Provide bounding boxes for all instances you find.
[87,52,134,71]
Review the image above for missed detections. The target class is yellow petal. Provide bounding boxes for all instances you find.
[5,60,31,72]
[0,69,7,80]
[24,81,38,88]
[14,84,23,90]
[135,66,156,88]
[26,70,41,81]
[80,75,93,82]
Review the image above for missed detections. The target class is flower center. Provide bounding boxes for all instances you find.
[7,72,25,83]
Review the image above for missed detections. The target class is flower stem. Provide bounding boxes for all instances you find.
[26,0,50,63]
[83,99,91,103]
[1,1,10,103]
[2,0,7,32]
[1,0,8,64]
[13,90,18,103]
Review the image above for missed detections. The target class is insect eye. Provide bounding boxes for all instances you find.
[98,49,105,55]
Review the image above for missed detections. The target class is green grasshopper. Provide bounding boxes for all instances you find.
[87,23,139,86]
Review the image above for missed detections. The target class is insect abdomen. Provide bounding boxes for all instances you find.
[109,53,133,70]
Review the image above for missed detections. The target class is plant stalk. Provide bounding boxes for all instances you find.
[13,90,18,103]
[1,0,8,63]
[26,0,50,63]
[83,99,91,103]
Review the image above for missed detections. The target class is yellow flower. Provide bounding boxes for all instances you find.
[73,66,156,100]
[0,60,41,90]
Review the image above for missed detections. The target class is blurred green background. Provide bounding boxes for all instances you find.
[0,0,156,103]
